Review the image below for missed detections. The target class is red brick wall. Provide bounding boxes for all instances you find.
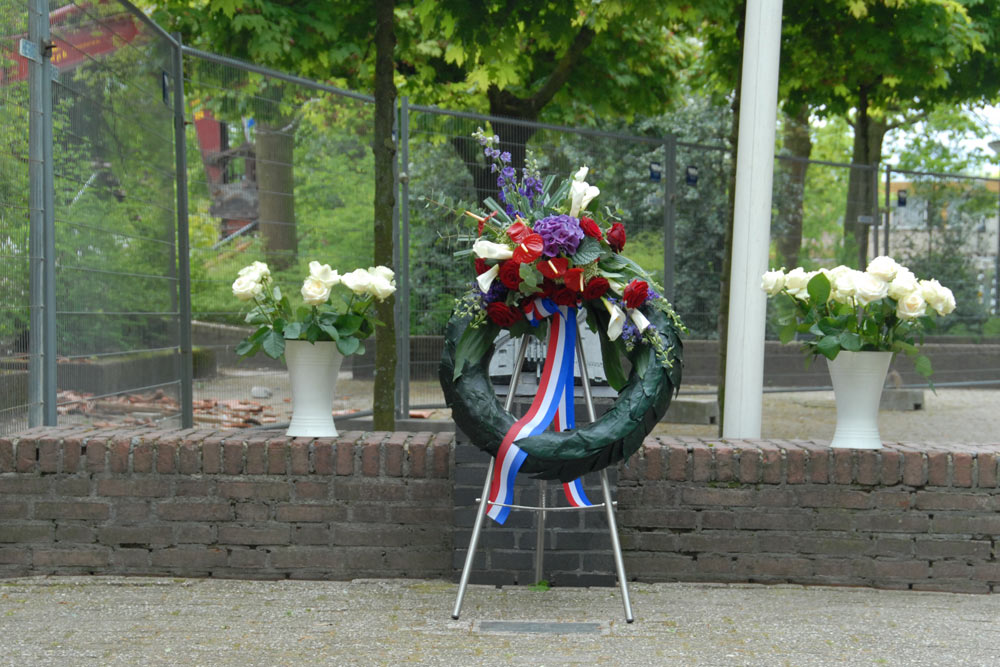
[2,427,1000,593]
[0,427,454,580]
[618,437,1000,593]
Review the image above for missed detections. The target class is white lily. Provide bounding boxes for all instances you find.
[603,298,626,341]
[569,179,589,217]
[629,308,650,333]
[476,264,499,293]
[472,238,513,260]
[580,185,600,212]
[573,165,589,181]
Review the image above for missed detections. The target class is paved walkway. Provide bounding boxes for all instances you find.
[1,576,998,665]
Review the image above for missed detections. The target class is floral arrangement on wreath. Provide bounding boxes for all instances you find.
[761,256,955,379]
[448,128,684,388]
[439,128,684,518]
[232,260,395,360]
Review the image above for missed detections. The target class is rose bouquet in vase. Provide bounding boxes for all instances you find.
[232,260,395,436]
[761,256,955,448]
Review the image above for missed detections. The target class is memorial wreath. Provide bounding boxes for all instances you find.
[439,129,685,523]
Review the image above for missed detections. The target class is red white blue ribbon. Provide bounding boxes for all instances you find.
[487,298,594,524]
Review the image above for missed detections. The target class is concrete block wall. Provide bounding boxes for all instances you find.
[3,427,1000,594]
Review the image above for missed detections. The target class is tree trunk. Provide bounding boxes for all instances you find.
[775,104,812,268]
[256,120,297,269]
[372,0,397,430]
[844,88,887,268]
[717,1,747,437]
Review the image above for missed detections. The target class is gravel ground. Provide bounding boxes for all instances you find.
[2,577,999,666]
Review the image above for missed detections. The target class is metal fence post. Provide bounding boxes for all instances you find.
[395,97,410,419]
[995,178,1000,316]
[27,0,56,426]
[172,33,193,428]
[663,135,677,302]
[883,165,891,257]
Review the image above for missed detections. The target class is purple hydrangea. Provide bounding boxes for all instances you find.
[533,214,584,257]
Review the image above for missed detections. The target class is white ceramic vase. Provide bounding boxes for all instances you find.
[827,350,892,449]
[284,340,343,438]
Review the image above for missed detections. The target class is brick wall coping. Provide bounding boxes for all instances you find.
[3,426,998,490]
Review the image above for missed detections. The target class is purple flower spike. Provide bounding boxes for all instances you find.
[500,151,511,163]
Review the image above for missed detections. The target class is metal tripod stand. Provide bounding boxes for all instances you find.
[451,317,634,623]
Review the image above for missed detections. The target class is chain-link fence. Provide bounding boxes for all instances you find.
[4,0,1000,435]
[1,0,184,435]
[182,48,379,428]
[0,0,31,434]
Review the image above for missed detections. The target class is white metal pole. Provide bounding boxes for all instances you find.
[723,0,783,438]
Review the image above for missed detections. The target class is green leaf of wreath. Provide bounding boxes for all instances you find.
[570,237,601,265]
[599,332,627,391]
[453,321,499,380]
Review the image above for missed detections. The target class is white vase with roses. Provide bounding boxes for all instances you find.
[232,260,395,437]
[762,256,955,448]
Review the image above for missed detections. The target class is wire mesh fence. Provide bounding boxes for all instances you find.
[3,0,1000,435]
[0,0,31,434]
[45,1,182,428]
[183,50,378,427]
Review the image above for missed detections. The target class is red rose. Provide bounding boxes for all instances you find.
[551,286,579,306]
[486,302,521,327]
[623,280,649,309]
[579,217,602,239]
[499,259,522,289]
[563,267,585,293]
[475,258,489,275]
[607,222,626,253]
[582,276,610,300]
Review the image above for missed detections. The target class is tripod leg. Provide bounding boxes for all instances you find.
[601,468,634,623]
[452,457,494,620]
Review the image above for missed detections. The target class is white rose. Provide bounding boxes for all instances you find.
[238,260,270,282]
[472,238,514,260]
[854,272,889,306]
[784,267,811,301]
[573,166,589,181]
[830,270,860,305]
[300,277,331,306]
[368,265,395,284]
[888,268,919,301]
[760,269,786,296]
[896,291,926,320]
[341,268,375,296]
[232,274,263,301]
[921,279,956,316]
[308,261,340,288]
[368,274,396,301]
[866,256,900,282]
